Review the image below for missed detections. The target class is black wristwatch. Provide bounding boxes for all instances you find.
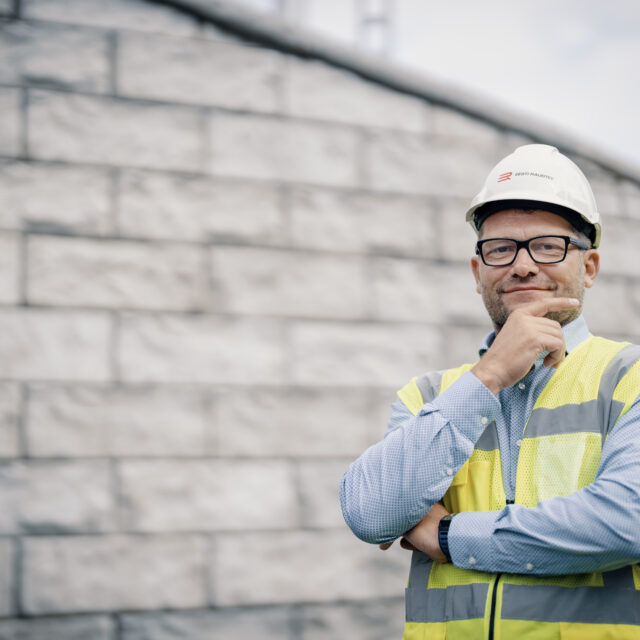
[438,514,456,562]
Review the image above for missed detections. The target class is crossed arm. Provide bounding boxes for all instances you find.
[340,300,640,574]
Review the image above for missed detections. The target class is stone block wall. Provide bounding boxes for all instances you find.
[1,0,639,638]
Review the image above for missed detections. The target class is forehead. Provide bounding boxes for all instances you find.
[479,209,574,238]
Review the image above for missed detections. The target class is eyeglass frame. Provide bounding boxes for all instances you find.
[475,234,591,267]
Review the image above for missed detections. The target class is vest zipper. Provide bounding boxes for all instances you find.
[488,573,501,640]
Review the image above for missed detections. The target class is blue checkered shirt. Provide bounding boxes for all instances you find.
[340,315,640,574]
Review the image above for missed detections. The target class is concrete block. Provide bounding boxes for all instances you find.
[216,387,375,458]
[370,257,485,324]
[368,387,401,441]
[440,323,492,370]
[23,534,208,614]
[0,460,115,534]
[582,276,639,337]
[289,186,437,258]
[0,21,110,92]
[0,232,20,305]
[27,236,209,311]
[27,384,210,457]
[0,538,13,616]
[0,309,111,382]
[23,0,199,36]
[28,90,203,172]
[117,170,285,243]
[0,616,115,640]
[119,459,297,532]
[437,196,480,262]
[589,176,622,217]
[118,32,281,112]
[300,600,405,640]
[619,179,640,220]
[285,58,429,133]
[120,608,293,640]
[0,383,19,458]
[209,246,367,319]
[212,529,408,605]
[0,87,21,157]
[118,313,285,384]
[596,215,640,277]
[0,160,112,234]
[297,459,350,529]
[363,131,493,197]
[209,113,359,187]
[289,321,442,388]
[432,107,500,145]
[497,130,536,156]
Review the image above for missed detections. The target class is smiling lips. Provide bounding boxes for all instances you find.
[501,286,554,294]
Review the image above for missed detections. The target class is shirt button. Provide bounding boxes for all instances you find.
[518,382,526,390]
[446,468,453,476]
[516,439,522,447]
[469,556,477,565]
[526,562,534,571]
[480,417,488,425]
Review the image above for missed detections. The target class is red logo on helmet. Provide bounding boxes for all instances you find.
[498,172,512,182]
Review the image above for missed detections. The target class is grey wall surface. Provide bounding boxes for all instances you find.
[1,1,640,638]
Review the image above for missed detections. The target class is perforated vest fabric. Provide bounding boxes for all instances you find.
[400,334,640,639]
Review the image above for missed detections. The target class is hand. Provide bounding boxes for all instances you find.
[379,503,450,562]
[472,297,579,394]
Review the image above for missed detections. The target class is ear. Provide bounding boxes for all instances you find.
[583,250,600,288]
[471,256,481,293]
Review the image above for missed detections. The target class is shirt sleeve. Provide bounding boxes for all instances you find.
[449,397,640,574]
[340,371,500,544]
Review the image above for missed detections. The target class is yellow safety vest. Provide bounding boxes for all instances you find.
[397,335,640,640]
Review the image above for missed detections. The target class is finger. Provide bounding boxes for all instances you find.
[400,538,417,551]
[516,297,580,318]
[544,345,567,368]
[378,542,394,551]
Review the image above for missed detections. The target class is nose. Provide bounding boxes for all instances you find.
[510,246,540,277]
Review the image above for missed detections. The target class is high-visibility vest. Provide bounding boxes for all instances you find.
[397,335,640,640]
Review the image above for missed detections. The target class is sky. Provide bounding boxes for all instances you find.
[231,0,640,173]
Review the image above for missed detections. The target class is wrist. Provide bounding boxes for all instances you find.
[471,361,504,395]
[438,514,456,562]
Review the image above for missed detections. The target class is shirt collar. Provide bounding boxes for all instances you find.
[478,314,591,359]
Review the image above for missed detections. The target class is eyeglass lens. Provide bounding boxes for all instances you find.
[481,236,567,265]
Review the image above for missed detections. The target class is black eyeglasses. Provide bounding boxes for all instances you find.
[476,235,590,267]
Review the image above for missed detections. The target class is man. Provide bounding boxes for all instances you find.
[340,144,640,639]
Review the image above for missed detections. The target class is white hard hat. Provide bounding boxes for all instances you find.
[466,144,602,248]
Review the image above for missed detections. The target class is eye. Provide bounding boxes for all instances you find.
[484,241,514,257]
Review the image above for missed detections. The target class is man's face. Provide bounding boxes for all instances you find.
[470,209,600,330]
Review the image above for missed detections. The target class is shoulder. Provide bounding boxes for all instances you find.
[397,363,476,415]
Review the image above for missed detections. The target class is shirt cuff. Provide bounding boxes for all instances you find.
[448,509,500,570]
[428,371,501,443]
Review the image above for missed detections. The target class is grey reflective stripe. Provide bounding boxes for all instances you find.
[599,343,640,434]
[475,420,499,451]
[407,551,432,589]
[415,371,444,405]
[603,566,636,588]
[406,583,490,623]
[599,343,640,399]
[606,401,627,435]
[523,401,601,438]
[500,580,640,625]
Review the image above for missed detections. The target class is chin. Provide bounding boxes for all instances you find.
[504,290,553,304]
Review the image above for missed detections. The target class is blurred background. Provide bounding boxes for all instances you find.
[1,1,639,638]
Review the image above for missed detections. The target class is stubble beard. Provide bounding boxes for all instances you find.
[481,282,585,331]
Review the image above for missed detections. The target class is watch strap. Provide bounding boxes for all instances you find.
[438,514,455,562]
